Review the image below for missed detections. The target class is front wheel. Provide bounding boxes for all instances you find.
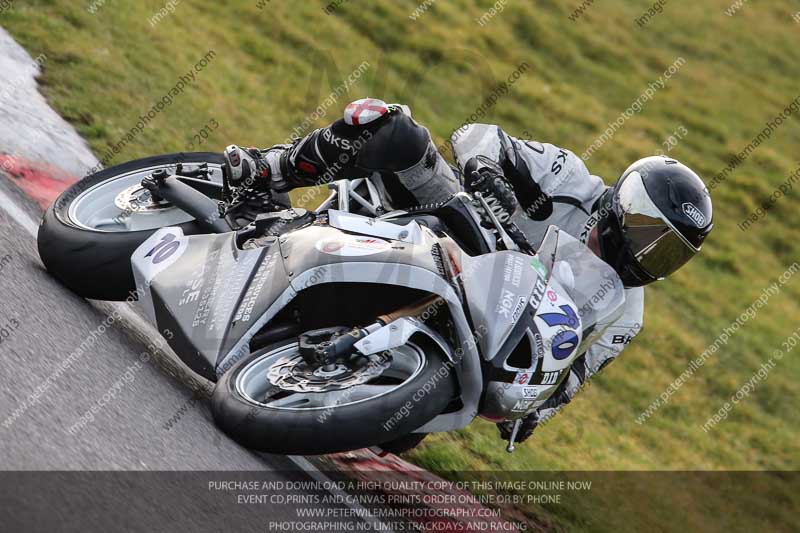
[211,336,456,455]
[37,152,225,300]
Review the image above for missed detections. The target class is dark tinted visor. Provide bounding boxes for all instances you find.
[617,172,699,279]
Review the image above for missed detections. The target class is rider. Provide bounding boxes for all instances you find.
[222,98,714,444]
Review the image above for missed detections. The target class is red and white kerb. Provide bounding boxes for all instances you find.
[344,98,388,126]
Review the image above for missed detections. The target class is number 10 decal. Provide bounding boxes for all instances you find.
[539,304,580,360]
[145,233,180,264]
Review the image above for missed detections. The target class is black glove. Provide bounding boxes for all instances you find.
[463,156,519,217]
[464,156,535,253]
[497,411,539,444]
[223,145,270,189]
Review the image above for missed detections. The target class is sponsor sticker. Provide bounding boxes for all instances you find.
[533,332,545,356]
[530,278,547,309]
[540,371,559,385]
[512,399,533,413]
[522,387,539,399]
[496,288,516,318]
[515,371,530,385]
[315,235,392,257]
[503,255,524,287]
[547,289,558,302]
[510,296,527,322]
[530,257,548,278]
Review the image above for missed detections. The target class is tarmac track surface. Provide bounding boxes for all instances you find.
[0,175,376,531]
[0,26,377,532]
[0,25,507,533]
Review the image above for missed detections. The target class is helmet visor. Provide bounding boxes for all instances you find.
[616,171,699,279]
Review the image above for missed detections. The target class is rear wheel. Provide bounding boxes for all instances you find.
[211,335,455,455]
[38,153,223,300]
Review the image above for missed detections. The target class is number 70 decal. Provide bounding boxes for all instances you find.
[538,304,580,360]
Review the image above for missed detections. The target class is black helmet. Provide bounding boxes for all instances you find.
[593,156,713,287]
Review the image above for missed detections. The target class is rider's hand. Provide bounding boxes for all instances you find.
[463,155,536,253]
[223,145,269,189]
[463,156,518,216]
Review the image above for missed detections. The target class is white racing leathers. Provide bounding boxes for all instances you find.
[451,123,644,423]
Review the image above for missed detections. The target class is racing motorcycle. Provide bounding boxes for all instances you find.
[37,152,625,455]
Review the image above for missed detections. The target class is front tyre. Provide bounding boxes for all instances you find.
[378,432,428,455]
[37,152,223,300]
[211,337,456,455]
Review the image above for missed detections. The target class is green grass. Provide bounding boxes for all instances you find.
[3,0,799,530]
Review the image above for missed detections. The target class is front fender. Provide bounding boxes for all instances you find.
[290,260,482,433]
[355,317,463,385]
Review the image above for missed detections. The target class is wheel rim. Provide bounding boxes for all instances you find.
[235,343,426,411]
[67,163,223,232]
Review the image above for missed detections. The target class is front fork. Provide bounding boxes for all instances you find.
[300,295,445,368]
[141,169,231,233]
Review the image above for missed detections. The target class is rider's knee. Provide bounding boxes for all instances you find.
[351,110,431,172]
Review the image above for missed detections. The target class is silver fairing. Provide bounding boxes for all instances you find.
[460,251,547,360]
[477,227,626,420]
[131,227,292,380]
[130,213,484,429]
[131,205,624,429]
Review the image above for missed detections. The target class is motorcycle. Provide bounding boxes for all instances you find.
[37,152,626,454]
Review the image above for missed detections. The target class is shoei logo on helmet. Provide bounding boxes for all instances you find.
[682,202,706,227]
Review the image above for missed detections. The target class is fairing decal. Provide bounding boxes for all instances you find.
[134,230,292,379]
[461,251,550,360]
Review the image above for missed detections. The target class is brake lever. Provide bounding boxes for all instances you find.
[175,162,211,180]
[474,192,520,252]
[221,164,233,202]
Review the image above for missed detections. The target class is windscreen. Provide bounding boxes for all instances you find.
[536,226,626,352]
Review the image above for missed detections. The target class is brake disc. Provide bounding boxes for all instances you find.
[114,183,171,213]
[267,354,391,393]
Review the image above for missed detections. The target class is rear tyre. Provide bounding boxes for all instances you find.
[211,336,455,455]
[38,153,222,300]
